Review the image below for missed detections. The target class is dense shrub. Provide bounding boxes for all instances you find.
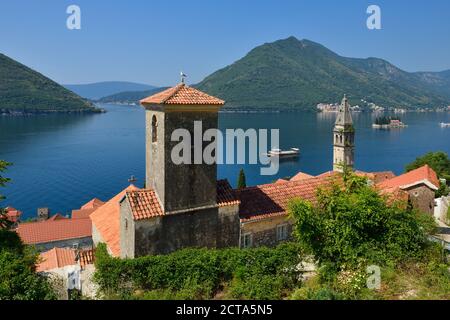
[0,230,56,300]
[289,171,436,268]
[94,242,303,300]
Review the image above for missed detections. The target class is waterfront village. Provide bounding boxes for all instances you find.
[317,101,450,113]
[4,84,450,298]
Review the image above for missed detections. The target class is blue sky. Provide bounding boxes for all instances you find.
[0,0,449,86]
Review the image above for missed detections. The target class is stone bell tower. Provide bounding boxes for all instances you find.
[333,95,355,172]
[140,82,225,213]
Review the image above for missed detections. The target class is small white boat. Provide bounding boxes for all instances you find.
[266,148,300,158]
[440,122,450,128]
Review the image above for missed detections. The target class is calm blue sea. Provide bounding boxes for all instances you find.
[1,104,449,219]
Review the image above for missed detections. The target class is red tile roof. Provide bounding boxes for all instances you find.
[140,83,225,105]
[37,248,76,272]
[290,172,315,182]
[377,165,440,191]
[37,248,94,272]
[81,198,104,210]
[275,179,289,184]
[78,249,95,268]
[237,174,339,222]
[48,214,67,221]
[126,189,164,221]
[355,171,396,184]
[126,180,239,221]
[72,198,105,219]
[90,185,139,257]
[5,207,22,223]
[72,208,96,220]
[17,219,92,245]
[217,179,240,207]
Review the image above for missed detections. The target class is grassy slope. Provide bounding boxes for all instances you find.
[0,53,99,114]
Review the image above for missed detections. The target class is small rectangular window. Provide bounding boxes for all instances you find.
[241,233,252,248]
[277,224,288,241]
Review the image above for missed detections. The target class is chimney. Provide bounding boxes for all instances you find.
[37,208,50,221]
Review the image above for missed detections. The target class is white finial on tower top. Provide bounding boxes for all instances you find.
[180,71,187,84]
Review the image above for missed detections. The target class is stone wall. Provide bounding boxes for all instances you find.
[146,109,165,205]
[405,184,436,215]
[240,215,293,248]
[119,199,136,258]
[163,111,218,212]
[435,196,450,224]
[217,204,241,248]
[145,108,219,213]
[133,204,239,257]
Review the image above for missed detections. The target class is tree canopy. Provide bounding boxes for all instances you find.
[237,168,247,189]
[406,151,450,181]
[0,161,56,300]
[289,171,436,268]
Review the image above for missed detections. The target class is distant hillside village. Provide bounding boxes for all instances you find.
[4,85,450,299]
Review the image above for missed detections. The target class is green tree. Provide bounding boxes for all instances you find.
[0,230,56,300]
[289,171,435,269]
[0,160,12,229]
[406,151,450,197]
[0,161,56,300]
[406,151,450,181]
[237,168,247,189]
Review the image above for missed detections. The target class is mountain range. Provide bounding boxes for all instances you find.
[0,53,99,114]
[196,37,450,109]
[97,87,169,104]
[64,81,156,100]
[2,37,450,113]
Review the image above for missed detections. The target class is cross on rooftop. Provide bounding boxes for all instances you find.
[180,71,187,84]
[128,175,137,184]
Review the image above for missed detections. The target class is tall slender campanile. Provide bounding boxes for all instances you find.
[333,95,355,172]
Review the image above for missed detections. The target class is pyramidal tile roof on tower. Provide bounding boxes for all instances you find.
[335,95,353,126]
[140,83,225,105]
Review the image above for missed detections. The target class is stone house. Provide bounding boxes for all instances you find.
[377,164,440,215]
[37,248,96,299]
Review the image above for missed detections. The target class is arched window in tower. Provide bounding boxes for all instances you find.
[340,135,343,144]
[151,115,158,143]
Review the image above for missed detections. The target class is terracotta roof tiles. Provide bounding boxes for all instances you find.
[290,172,315,182]
[217,179,240,207]
[140,83,224,105]
[37,248,76,272]
[72,208,96,220]
[90,185,139,257]
[377,165,440,191]
[126,189,164,221]
[37,248,94,272]
[17,219,92,245]
[237,174,339,222]
[81,198,105,210]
